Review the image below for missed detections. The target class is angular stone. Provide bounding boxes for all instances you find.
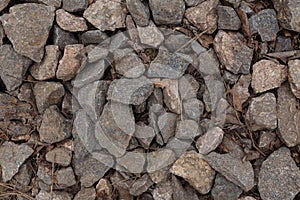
[1,3,55,62]
[152,181,173,200]
[149,0,185,25]
[170,151,215,194]
[147,149,176,173]
[55,167,76,188]
[175,120,199,140]
[115,52,145,78]
[214,30,253,74]
[96,179,113,200]
[13,161,32,186]
[45,147,72,167]
[251,60,287,93]
[129,174,153,196]
[33,81,65,113]
[56,9,88,32]
[288,59,300,98]
[57,44,86,81]
[0,142,33,182]
[246,93,277,131]
[217,5,241,30]
[212,174,243,200]
[148,49,189,78]
[107,76,153,105]
[182,98,204,122]
[83,0,126,31]
[179,74,199,100]
[172,175,199,200]
[74,187,96,200]
[81,30,109,45]
[117,152,146,173]
[126,0,150,27]
[196,127,224,155]
[185,0,205,6]
[0,45,32,91]
[137,21,164,48]
[63,0,88,12]
[36,190,72,200]
[30,45,60,81]
[158,112,177,143]
[0,0,10,12]
[39,106,72,144]
[272,0,300,32]
[166,137,192,158]
[95,102,134,157]
[197,48,220,76]
[223,70,239,85]
[38,0,61,8]
[52,25,78,50]
[275,36,293,52]
[164,33,193,53]
[259,147,300,200]
[185,0,219,34]
[258,131,276,151]
[232,74,251,111]
[204,152,255,192]
[0,23,4,46]
[149,166,171,184]
[203,76,225,112]
[135,123,155,149]
[277,84,300,147]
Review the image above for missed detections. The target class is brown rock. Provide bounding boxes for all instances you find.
[57,44,86,81]
[45,147,72,166]
[56,9,88,32]
[170,151,215,194]
[30,45,60,81]
[214,30,253,74]
[251,60,287,94]
[55,167,76,188]
[185,0,219,34]
[288,59,300,98]
[0,3,55,62]
[96,179,113,200]
[232,74,251,111]
[74,187,96,200]
[196,127,224,155]
[0,0,10,12]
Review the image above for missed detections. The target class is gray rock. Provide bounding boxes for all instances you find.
[37,165,52,185]
[197,48,220,76]
[95,102,134,157]
[74,187,96,200]
[166,137,192,158]
[52,25,78,50]
[259,147,300,200]
[170,151,215,194]
[152,181,173,200]
[38,0,62,8]
[258,131,276,151]
[126,0,150,27]
[81,30,109,45]
[147,49,190,78]
[249,9,279,41]
[0,23,4,45]
[147,149,176,173]
[203,75,225,112]
[148,104,165,145]
[63,0,88,12]
[172,175,199,200]
[129,174,153,196]
[164,34,193,53]
[185,0,219,34]
[107,76,153,105]
[0,45,32,91]
[288,59,300,98]
[203,152,255,192]
[211,174,243,200]
[0,3,55,62]
[56,9,88,32]
[30,45,60,81]
[135,123,155,149]
[191,41,207,55]
[33,81,65,114]
[223,70,239,85]
[175,120,199,140]
[83,0,126,31]
[272,0,300,32]
[149,0,185,25]
[246,93,277,131]
[217,5,241,30]
[115,52,145,78]
[77,80,110,121]
[0,142,33,182]
[4,121,30,138]
[45,147,72,167]
[36,190,72,200]
[55,167,76,188]
[117,152,146,173]
[149,166,171,184]
[72,60,107,88]
[57,44,86,81]
[0,0,10,12]
[87,46,109,63]
[185,0,205,6]
[275,36,293,52]
[109,32,129,52]
[137,21,164,48]
[158,112,177,143]
[221,135,245,160]
[39,106,72,144]
[214,30,253,74]
[277,84,300,147]
[13,161,32,186]
[179,74,199,100]
[147,88,164,109]
[182,98,204,121]
[196,127,224,155]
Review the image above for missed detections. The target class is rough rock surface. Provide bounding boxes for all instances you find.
[232,74,251,111]
[126,0,150,27]
[83,0,126,31]
[214,30,253,74]
[259,147,300,200]
[288,59,300,98]
[0,142,33,182]
[36,190,72,200]
[175,120,199,140]
[170,151,215,194]
[45,147,72,166]
[0,3,55,62]
[217,5,241,30]
[246,93,277,131]
[149,0,185,25]
[0,45,32,91]
[251,60,287,94]
[196,127,224,155]
[74,187,96,200]
[137,21,164,48]
[115,52,145,78]
[56,9,88,32]
[52,25,78,50]
[204,152,255,192]
[277,84,300,147]
[0,0,10,12]
[63,0,88,12]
